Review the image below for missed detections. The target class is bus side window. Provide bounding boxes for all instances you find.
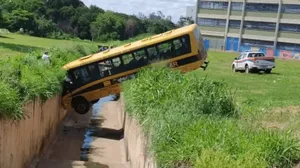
[111,57,123,75]
[157,41,174,59]
[88,64,100,80]
[133,49,148,67]
[173,39,183,56]
[112,57,122,67]
[147,46,159,63]
[73,67,92,86]
[122,53,134,66]
[180,36,191,53]
[98,60,112,78]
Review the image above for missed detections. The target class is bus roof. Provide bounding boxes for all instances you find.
[63,24,198,70]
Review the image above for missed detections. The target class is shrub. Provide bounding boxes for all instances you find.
[0,44,97,119]
[0,81,22,119]
[122,67,300,168]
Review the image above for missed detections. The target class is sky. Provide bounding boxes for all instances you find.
[81,0,196,23]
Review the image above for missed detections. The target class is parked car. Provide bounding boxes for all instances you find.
[232,52,275,73]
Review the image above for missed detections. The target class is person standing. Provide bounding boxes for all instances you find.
[42,51,51,64]
[98,45,104,53]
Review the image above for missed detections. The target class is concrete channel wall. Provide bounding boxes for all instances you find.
[119,96,157,168]
[0,95,67,168]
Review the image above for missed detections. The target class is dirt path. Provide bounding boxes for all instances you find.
[35,96,126,168]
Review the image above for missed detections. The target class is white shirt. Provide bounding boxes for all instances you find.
[42,54,50,64]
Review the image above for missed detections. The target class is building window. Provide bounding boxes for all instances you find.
[197,18,226,27]
[231,2,243,11]
[244,21,276,31]
[229,20,241,28]
[279,24,300,33]
[281,4,300,13]
[245,3,278,12]
[241,39,273,48]
[277,42,300,51]
[199,1,228,10]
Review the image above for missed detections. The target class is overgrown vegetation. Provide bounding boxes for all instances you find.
[122,67,300,168]
[0,43,97,119]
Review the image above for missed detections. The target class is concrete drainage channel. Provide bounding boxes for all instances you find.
[80,95,123,162]
[35,95,125,168]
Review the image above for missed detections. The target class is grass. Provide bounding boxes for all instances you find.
[191,51,300,135]
[0,33,153,57]
[122,52,300,168]
[192,51,300,108]
[0,33,97,57]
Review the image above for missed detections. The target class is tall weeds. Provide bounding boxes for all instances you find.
[122,67,300,168]
[0,44,97,119]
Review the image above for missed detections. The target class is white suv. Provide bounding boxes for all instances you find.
[232,52,275,73]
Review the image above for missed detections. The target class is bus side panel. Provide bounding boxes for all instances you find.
[75,84,120,103]
[175,60,204,72]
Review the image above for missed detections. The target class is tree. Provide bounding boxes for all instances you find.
[45,0,84,9]
[90,12,125,41]
[70,6,104,40]
[125,18,138,38]
[143,11,175,34]
[60,6,75,20]
[177,16,194,27]
[35,17,58,37]
[0,0,175,41]
[0,8,3,27]
[21,0,46,16]
[6,10,36,32]
[89,5,105,19]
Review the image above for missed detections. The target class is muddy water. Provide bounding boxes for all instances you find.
[80,95,117,161]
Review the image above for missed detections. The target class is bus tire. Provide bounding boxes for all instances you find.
[72,97,90,115]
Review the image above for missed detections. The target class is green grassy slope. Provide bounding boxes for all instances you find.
[192,51,300,134]
[0,33,153,57]
[0,33,96,57]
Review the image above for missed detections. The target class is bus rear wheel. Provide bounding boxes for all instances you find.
[72,97,90,115]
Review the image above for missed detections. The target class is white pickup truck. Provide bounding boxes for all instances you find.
[232,52,275,73]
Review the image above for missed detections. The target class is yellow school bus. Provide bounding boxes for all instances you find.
[62,24,209,114]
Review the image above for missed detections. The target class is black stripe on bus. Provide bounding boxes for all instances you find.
[64,55,199,97]
[177,55,198,67]
[72,72,138,97]
[73,82,105,97]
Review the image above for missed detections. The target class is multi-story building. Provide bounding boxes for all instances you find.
[188,0,300,59]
